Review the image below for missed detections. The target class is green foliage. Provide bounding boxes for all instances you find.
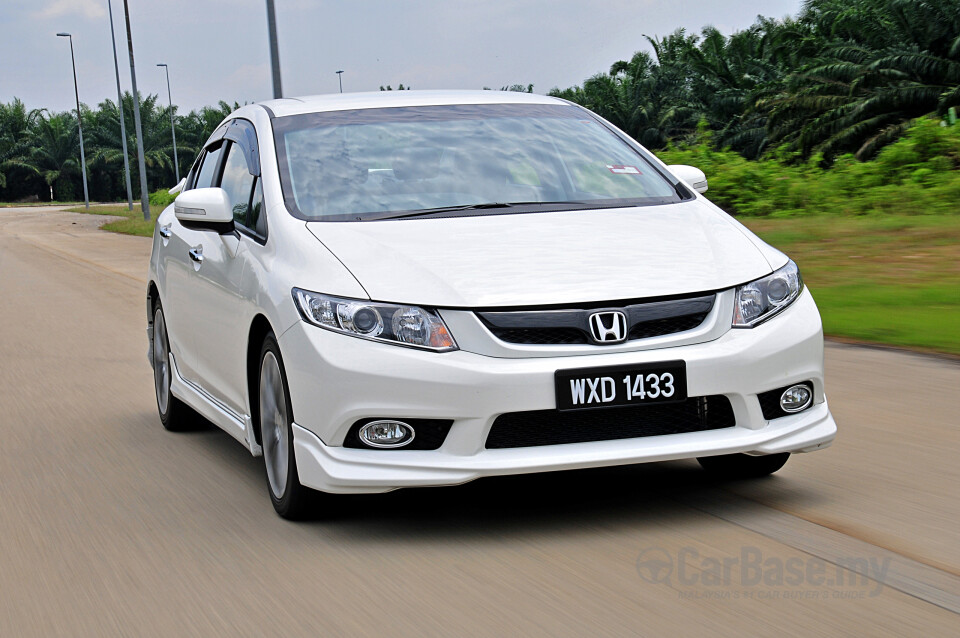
[658,117,960,217]
[0,98,40,190]
[550,0,960,161]
[149,188,177,208]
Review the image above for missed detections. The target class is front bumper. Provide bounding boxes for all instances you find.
[279,290,836,494]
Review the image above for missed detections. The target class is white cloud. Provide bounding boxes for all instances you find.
[32,0,105,20]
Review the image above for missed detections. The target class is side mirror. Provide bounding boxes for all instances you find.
[668,164,708,194]
[174,187,235,233]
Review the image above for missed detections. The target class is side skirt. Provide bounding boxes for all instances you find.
[168,353,262,457]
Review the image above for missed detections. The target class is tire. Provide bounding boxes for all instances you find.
[258,333,314,519]
[152,303,196,432]
[697,452,790,479]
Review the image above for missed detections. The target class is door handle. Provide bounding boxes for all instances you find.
[188,246,204,264]
[158,225,171,238]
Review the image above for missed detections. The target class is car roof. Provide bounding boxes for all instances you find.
[256,90,567,118]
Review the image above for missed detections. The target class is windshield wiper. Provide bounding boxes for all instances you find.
[374,201,592,220]
[376,202,516,220]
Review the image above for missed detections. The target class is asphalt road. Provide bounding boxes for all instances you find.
[1,206,958,637]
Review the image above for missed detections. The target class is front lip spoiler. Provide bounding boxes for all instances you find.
[290,402,837,494]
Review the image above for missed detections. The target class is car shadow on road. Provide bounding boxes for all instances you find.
[314,462,826,542]
[184,418,828,541]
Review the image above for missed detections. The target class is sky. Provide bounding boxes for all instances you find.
[0,0,801,114]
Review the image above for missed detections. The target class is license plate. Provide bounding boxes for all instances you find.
[555,361,687,411]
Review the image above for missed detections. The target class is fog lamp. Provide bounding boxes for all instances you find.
[780,385,812,413]
[358,420,415,448]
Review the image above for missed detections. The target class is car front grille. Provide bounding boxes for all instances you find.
[487,327,587,345]
[477,293,715,346]
[485,396,735,449]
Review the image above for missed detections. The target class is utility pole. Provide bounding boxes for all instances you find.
[157,64,180,183]
[336,70,344,93]
[122,0,150,220]
[266,0,283,98]
[56,33,89,209]
[107,0,134,211]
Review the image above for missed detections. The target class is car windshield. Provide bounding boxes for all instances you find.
[272,103,682,221]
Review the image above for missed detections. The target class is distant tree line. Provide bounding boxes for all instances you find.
[549,0,960,163]
[0,93,238,203]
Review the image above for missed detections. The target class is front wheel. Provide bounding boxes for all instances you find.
[152,304,196,431]
[258,334,314,519]
[697,452,790,479]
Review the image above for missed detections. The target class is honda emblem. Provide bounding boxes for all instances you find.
[588,311,628,343]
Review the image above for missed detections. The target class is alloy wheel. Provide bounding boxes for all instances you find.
[153,308,170,414]
[259,351,290,500]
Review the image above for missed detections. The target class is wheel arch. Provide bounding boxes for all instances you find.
[247,314,276,447]
[147,281,160,319]
[146,282,161,368]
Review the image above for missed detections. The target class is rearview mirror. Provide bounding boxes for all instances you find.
[668,164,708,194]
[174,187,235,233]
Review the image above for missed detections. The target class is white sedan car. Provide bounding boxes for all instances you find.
[148,91,836,518]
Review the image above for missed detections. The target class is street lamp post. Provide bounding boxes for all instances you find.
[56,33,89,209]
[121,0,150,221]
[336,70,344,93]
[107,0,134,211]
[157,63,180,183]
[265,0,283,98]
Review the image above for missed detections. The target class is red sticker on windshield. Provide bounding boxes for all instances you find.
[607,165,641,175]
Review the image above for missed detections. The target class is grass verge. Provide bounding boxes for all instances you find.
[1,201,87,208]
[65,203,158,237]
[741,215,960,355]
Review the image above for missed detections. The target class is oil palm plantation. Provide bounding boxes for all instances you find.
[13,110,85,201]
[762,0,960,161]
[0,99,41,197]
[87,92,189,196]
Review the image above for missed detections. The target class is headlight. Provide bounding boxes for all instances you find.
[293,288,458,351]
[732,260,803,327]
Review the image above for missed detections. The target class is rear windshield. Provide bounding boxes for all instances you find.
[272,103,682,221]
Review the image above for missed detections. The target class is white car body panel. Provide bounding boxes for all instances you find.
[307,201,773,307]
[147,90,836,496]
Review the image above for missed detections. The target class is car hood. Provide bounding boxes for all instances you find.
[306,201,776,307]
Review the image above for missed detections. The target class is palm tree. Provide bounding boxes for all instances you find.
[682,23,791,158]
[762,0,960,161]
[550,32,702,149]
[87,92,194,195]
[0,98,40,196]
[14,111,84,201]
